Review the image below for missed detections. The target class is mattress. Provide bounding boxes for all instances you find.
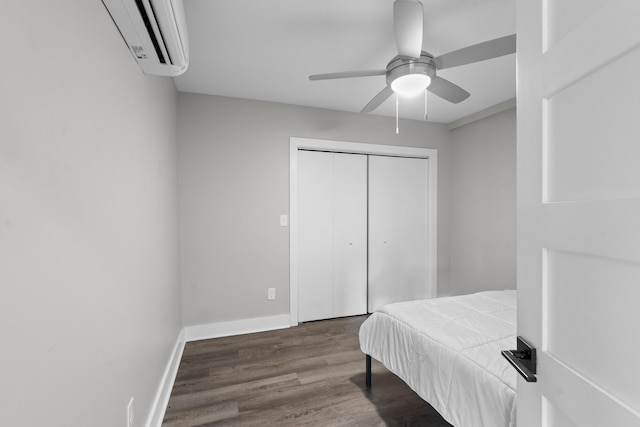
[359,290,517,427]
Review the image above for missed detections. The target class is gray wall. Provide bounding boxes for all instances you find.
[0,1,181,426]
[449,108,517,295]
[178,93,453,326]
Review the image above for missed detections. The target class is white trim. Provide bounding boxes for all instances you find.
[183,314,291,342]
[144,315,290,426]
[145,329,186,427]
[289,137,438,326]
[447,98,516,130]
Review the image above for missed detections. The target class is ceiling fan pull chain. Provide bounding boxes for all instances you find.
[424,88,428,121]
[396,93,400,134]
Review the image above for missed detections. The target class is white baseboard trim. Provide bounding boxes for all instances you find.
[144,314,291,426]
[184,314,291,342]
[145,329,186,427]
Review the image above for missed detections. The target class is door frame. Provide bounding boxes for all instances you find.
[289,137,438,326]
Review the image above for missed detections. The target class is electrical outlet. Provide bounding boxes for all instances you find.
[127,397,134,427]
[267,288,276,300]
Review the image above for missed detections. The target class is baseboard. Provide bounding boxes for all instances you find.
[144,314,291,426]
[184,313,291,342]
[145,329,186,427]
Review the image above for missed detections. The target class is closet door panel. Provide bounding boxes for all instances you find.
[333,153,368,317]
[368,156,429,311]
[297,150,334,322]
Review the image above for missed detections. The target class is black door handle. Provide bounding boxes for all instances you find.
[502,336,537,382]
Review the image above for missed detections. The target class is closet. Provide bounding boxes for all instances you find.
[297,149,429,322]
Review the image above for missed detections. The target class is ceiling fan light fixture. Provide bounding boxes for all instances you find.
[391,73,431,96]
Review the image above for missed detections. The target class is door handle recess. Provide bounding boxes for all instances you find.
[502,336,537,382]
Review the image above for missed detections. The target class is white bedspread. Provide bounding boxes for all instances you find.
[359,290,517,427]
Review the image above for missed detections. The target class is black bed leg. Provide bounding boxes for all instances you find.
[365,354,372,388]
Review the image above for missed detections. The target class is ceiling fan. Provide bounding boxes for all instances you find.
[309,0,516,114]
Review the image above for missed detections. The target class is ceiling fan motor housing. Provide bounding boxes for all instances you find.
[386,52,437,87]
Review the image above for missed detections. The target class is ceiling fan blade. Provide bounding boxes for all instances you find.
[434,34,516,70]
[361,86,394,113]
[393,0,423,59]
[427,76,470,104]
[309,70,386,81]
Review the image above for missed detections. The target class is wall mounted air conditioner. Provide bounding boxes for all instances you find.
[102,0,189,76]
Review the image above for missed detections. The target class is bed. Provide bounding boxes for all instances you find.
[359,290,517,427]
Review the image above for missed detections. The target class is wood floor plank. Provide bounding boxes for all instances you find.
[168,373,300,411]
[162,315,452,426]
[171,354,328,395]
[162,400,239,426]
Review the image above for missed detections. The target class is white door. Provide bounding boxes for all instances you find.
[368,155,429,312]
[298,150,333,322]
[516,0,640,425]
[332,153,368,318]
[297,150,367,322]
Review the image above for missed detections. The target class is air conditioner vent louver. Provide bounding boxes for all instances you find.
[133,0,167,64]
[102,0,189,76]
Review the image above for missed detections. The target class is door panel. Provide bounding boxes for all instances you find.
[546,47,640,202]
[333,153,367,317]
[297,150,367,322]
[546,250,640,404]
[517,0,640,425]
[546,0,605,47]
[546,398,578,427]
[297,150,334,322]
[368,156,428,311]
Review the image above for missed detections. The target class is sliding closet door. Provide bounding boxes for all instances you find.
[298,151,333,321]
[297,150,367,322]
[368,156,429,312]
[332,153,367,317]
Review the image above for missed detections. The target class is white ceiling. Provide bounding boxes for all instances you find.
[175,0,516,124]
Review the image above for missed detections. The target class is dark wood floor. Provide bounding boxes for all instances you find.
[162,315,452,426]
